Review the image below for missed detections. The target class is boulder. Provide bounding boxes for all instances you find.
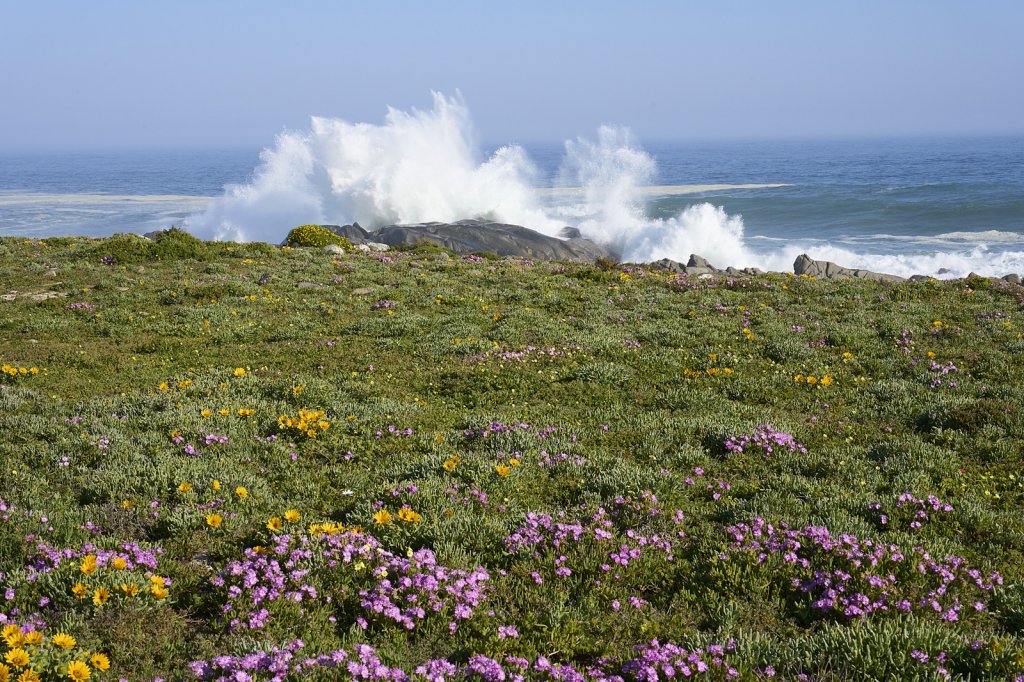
[325,223,371,244]
[370,219,611,263]
[793,254,905,282]
[1002,273,1021,284]
[323,244,345,254]
[654,258,687,274]
[687,254,715,270]
[366,242,390,253]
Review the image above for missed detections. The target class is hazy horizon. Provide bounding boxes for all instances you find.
[2,1,1023,152]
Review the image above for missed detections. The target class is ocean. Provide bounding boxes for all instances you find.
[1,99,1022,278]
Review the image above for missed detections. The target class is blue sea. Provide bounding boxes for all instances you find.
[2,133,1023,278]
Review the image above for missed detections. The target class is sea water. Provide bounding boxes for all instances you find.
[1,94,1022,278]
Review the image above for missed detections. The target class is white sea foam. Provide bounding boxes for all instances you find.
[187,92,1024,279]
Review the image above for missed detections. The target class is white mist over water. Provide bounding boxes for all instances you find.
[188,92,764,267]
[187,93,1024,278]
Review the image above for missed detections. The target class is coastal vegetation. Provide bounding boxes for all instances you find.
[1,235,1023,680]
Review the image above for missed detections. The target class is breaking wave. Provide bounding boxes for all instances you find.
[187,92,1024,278]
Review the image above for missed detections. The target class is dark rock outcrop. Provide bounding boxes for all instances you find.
[793,254,905,282]
[371,219,611,263]
[653,255,762,278]
[325,223,371,244]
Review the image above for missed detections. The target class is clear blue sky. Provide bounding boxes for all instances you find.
[1,0,1022,151]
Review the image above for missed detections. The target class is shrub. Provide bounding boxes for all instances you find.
[285,224,353,250]
[151,228,211,261]
[97,232,154,264]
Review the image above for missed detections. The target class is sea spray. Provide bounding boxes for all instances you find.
[187,92,757,268]
[189,93,559,241]
[186,93,1024,278]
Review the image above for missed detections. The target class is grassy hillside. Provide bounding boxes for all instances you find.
[1,234,1023,681]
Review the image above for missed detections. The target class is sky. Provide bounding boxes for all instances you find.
[1,0,1022,151]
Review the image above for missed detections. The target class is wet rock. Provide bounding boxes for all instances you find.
[371,219,610,263]
[793,254,905,282]
[654,258,687,274]
[325,223,371,244]
[687,254,715,270]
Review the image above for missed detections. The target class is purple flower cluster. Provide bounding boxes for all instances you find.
[359,547,490,632]
[213,530,491,633]
[25,540,163,578]
[503,505,679,585]
[723,424,807,458]
[189,640,405,682]
[464,422,558,440]
[189,639,741,682]
[724,517,1002,621]
[468,345,583,364]
[869,492,954,530]
[622,640,740,681]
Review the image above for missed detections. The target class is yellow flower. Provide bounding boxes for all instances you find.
[495,465,511,477]
[219,408,230,416]
[51,633,77,650]
[92,587,111,606]
[3,650,28,669]
[0,663,9,682]
[372,509,393,525]
[211,479,221,491]
[807,375,818,384]
[201,409,212,418]
[933,320,942,327]
[120,499,134,510]
[266,517,283,532]
[157,381,169,391]
[283,509,301,523]
[237,408,254,416]
[842,351,853,360]
[397,507,422,523]
[150,575,166,588]
[119,583,139,597]
[110,556,127,571]
[820,374,833,386]
[150,585,169,600]
[794,374,805,383]
[21,632,41,646]
[205,513,223,529]
[71,583,88,599]
[80,555,98,575]
[233,367,246,377]
[89,654,109,672]
[18,670,41,682]
[67,660,91,682]
[443,458,458,471]
[1,625,23,648]
[509,458,521,467]
[235,486,248,499]
[177,482,192,494]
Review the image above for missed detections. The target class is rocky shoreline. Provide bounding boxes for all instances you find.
[152,220,1024,283]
